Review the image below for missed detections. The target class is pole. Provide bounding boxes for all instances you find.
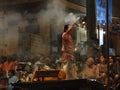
[106,0,110,90]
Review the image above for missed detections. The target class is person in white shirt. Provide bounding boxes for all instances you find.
[8,70,18,90]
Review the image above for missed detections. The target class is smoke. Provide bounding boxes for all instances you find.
[37,0,80,26]
[65,12,80,24]
[5,12,22,26]
[37,0,66,25]
[2,12,22,48]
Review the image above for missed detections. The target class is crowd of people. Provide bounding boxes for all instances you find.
[0,54,120,90]
[0,53,57,90]
[79,55,120,90]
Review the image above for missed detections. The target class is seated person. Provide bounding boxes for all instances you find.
[8,70,18,90]
[0,69,8,90]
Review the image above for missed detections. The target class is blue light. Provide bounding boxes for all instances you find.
[96,0,112,26]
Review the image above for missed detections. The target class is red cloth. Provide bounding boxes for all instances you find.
[62,32,73,52]
[62,52,73,61]
[2,62,12,71]
[62,32,74,61]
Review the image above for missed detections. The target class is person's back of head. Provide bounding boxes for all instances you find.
[8,70,16,77]
[64,24,69,32]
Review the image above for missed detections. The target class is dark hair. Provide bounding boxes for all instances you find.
[9,70,16,75]
[64,24,69,32]
[109,55,115,62]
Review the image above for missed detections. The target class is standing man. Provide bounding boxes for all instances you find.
[61,21,78,80]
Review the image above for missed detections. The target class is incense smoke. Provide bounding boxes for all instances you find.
[37,0,80,26]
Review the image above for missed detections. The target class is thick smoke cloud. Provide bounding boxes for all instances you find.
[37,0,79,26]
